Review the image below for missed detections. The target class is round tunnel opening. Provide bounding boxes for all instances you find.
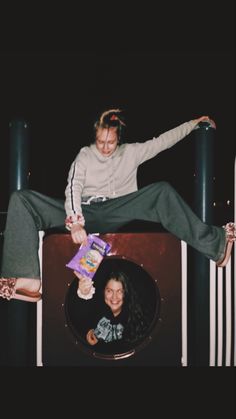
[64,256,161,360]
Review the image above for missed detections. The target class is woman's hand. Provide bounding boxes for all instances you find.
[74,271,94,296]
[86,329,98,345]
[71,224,88,245]
[192,115,216,128]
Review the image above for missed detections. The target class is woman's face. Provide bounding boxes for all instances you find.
[95,127,119,157]
[104,279,124,316]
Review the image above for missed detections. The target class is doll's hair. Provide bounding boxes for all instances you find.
[94,108,126,143]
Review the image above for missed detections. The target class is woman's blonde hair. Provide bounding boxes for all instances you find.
[94,108,126,143]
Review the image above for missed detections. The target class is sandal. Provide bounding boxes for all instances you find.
[0,278,42,302]
[216,222,236,268]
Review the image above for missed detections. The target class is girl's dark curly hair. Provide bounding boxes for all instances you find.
[94,108,126,144]
[103,270,150,343]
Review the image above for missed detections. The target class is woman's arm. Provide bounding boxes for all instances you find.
[74,271,95,300]
[134,116,211,165]
[64,148,88,244]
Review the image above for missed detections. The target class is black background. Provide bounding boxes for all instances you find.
[0,2,235,223]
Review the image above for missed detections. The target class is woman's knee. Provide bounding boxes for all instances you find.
[153,181,172,192]
[9,189,35,206]
[150,181,177,200]
[9,189,23,203]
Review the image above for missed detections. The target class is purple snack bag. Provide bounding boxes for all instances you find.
[66,234,111,279]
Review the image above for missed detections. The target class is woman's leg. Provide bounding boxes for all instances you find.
[1,189,66,281]
[83,182,227,262]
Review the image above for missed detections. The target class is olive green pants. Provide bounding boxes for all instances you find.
[1,183,225,279]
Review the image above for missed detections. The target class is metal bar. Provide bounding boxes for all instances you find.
[217,268,223,366]
[181,240,187,366]
[9,119,30,191]
[209,260,216,366]
[225,260,232,366]
[36,231,44,367]
[234,156,236,366]
[234,242,236,366]
[7,118,35,366]
[190,120,216,365]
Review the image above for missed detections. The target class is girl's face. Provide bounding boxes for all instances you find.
[104,279,124,316]
[95,127,119,157]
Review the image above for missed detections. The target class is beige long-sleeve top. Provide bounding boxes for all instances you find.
[65,120,196,219]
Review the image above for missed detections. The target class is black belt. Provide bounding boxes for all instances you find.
[82,196,110,204]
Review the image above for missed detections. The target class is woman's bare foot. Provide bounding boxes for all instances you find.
[216,222,236,268]
[15,278,41,293]
[0,277,42,302]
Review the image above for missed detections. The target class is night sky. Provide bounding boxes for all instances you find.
[0,3,235,225]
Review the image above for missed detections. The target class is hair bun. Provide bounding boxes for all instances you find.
[110,114,118,121]
[99,108,126,127]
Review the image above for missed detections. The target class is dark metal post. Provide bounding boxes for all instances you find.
[7,118,36,366]
[188,119,216,366]
[9,119,30,191]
